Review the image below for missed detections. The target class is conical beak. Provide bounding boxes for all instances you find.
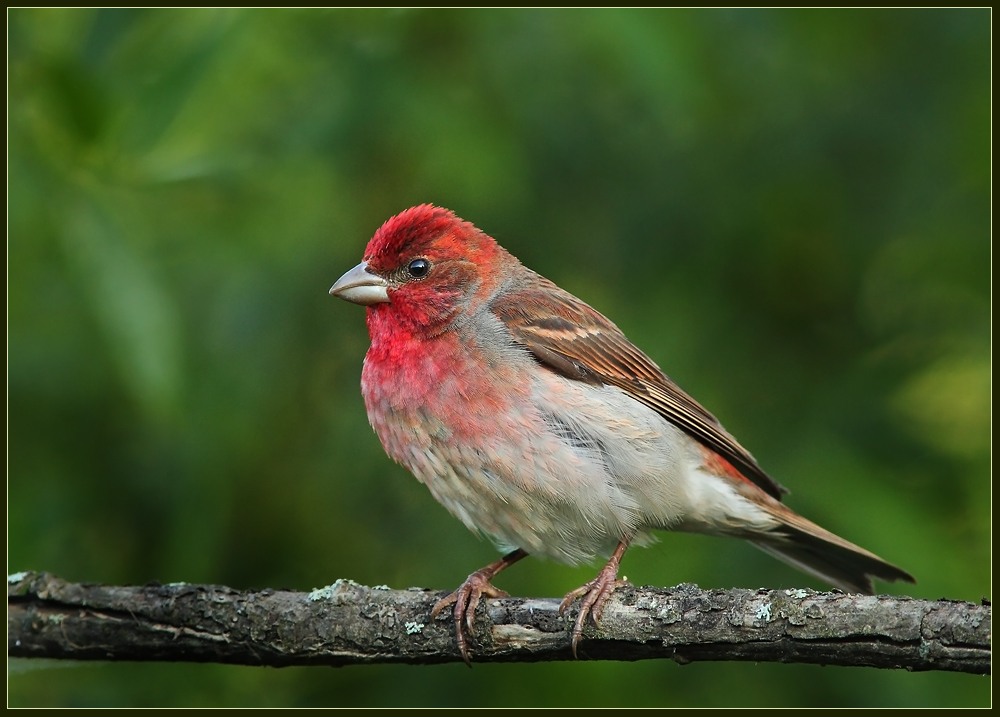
[329,261,390,306]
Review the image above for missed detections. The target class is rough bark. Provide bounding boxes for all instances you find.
[7,571,989,674]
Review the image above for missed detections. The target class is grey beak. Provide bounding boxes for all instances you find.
[329,261,390,306]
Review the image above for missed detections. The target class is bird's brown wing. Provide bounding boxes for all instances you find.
[491,272,789,500]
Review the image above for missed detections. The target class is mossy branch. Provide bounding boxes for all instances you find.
[7,571,989,674]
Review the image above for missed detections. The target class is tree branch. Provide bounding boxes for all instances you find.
[7,571,989,674]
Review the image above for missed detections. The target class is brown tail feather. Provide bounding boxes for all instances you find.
[751,508,915,594]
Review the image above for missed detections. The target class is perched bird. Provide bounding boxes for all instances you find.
[330,204,914,663]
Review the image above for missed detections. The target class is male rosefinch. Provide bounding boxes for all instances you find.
[330,204,914,664]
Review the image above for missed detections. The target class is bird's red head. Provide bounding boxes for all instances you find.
[346,205,513,337]
[364,204,500,274]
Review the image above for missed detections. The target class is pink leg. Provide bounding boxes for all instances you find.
[559,539,631,658]
[431,549,528,666]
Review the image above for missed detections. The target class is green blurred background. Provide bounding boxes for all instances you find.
[8,8,990,707]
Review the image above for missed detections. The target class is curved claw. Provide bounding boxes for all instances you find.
[432,574,509,666]
[430,549,527,666]
[558,539,631,658]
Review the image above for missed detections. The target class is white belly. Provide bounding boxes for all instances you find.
[369,359,718,564]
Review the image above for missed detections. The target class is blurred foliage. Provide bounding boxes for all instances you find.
[7,8,990,707]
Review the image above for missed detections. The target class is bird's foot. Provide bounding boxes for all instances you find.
[558,540,631,658]
[430,549,527,666]
[432,573,509,666]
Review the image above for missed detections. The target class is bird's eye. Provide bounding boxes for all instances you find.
[407,258,430,279]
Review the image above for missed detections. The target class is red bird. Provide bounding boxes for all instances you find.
[330,205,914,663]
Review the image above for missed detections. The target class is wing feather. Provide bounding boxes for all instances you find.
[491,272,789,500]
